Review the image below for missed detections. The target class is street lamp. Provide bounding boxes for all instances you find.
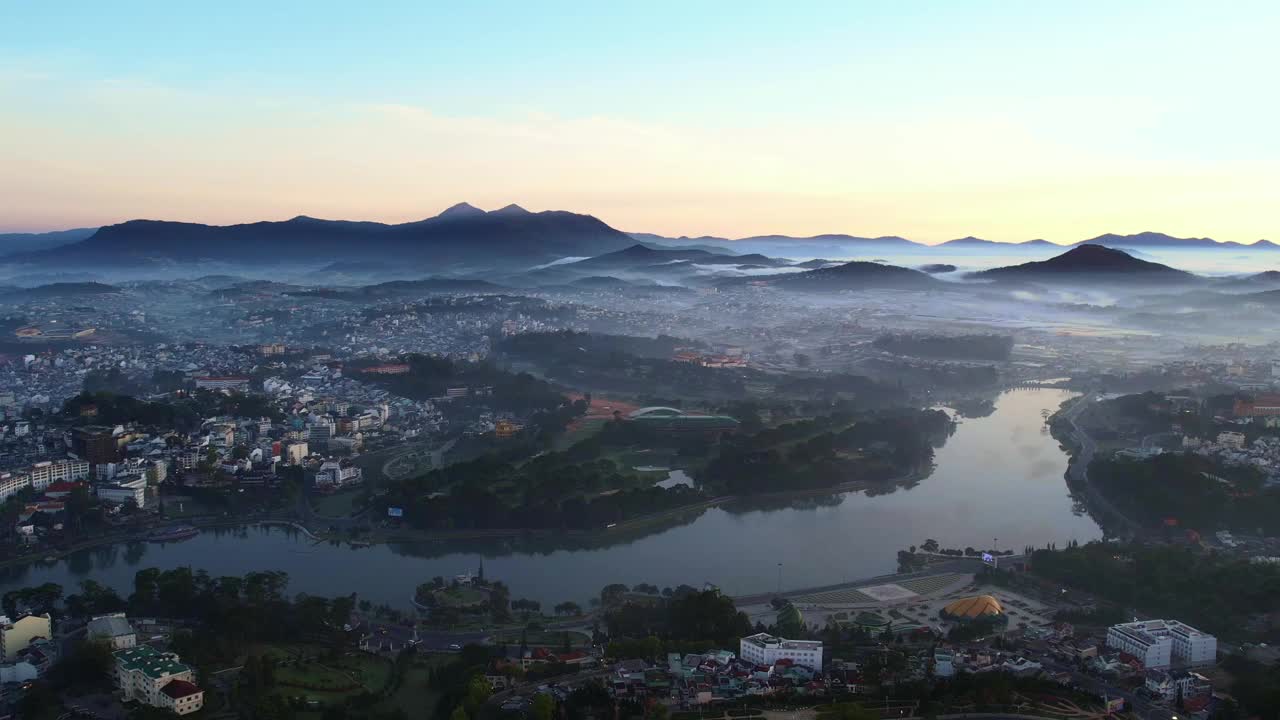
[776,562,783,595]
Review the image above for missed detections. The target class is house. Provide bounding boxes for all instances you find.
[87,614,137,650]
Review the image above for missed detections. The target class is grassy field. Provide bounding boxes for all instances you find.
[434,586,488,607]
[251,644,393,708]
[310,488,363,518]
[374,656,453,717]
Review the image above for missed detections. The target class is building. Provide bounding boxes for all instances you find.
[284,441,308,465]
[1234,394,1280,417]
[194,376,251,391]
[1145,669,1212,704]
[360,364,411,375]
[739,633,823,669]
[1217,431,1247,449]
[96,478,147,507]
[70,427,119,465]
[28,459,90,491]
[941,595,1006,622]
[315,460,362,490]
[1,613,52,661]
[625,407,740,435]
[0,471,31,502]
[934,650,955,678]
[87,613,137,650]
[113,646,204,715]
[158,679,205,715]
[1106,619,1216,669]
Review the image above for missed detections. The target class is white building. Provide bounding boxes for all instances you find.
[1217,431,1247,449]
[1107,619,1216,669]
[0,459,93,500]
[315,460,362,489]
[113,646,204,715]
[0,471,31,502]
[96,477,147,507]
[739,633,823,669]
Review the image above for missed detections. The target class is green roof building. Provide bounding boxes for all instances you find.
[625,407,739,434]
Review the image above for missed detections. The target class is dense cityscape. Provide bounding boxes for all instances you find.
[8,4,1280,720]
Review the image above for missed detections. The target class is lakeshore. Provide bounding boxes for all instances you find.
[0,388,1100,607]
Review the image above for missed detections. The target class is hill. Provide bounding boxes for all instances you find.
[751,260,939,291]
[0,228,98,256]
[14,204,635,269]
[568,244,788,271]
[972,245,1196,284]
[2,281,120,299]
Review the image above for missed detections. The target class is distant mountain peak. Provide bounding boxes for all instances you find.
[974,244,1194,283]
[490,204,531,216]
[437,202,485,219]
[940,236,993,246]
[1075,231,1218,248]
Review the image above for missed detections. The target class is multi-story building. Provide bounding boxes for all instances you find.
[96,477,147,507]
[194,376,251,391]
[739,633,823,669]
[284,441,308,465]
[1107,619,1216,669]
[113,646,204,715]
[28,459,90,491]
[0,471,31,501]
[70,427,119,465]
[1,613,52,661]
[315,460,362,490]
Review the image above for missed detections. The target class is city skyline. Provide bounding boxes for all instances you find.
[4,1,1280,243]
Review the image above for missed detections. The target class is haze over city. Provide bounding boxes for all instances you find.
[3,4,1280,720]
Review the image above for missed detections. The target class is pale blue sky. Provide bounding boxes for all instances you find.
[3,1,1279,241]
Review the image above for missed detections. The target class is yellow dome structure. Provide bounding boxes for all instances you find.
[941,595,1005,621]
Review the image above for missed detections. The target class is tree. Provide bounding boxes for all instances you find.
[450,706,470,720]
[600,583,629,606]
[531,693,556,720]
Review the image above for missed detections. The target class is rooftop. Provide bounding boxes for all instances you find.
[741,633,822,650]
[114,645,192,679]
[160,679,202,699]
[88,614,134,638]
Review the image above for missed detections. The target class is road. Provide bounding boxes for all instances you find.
[1060,393,1142,536]
[733,559,985,606]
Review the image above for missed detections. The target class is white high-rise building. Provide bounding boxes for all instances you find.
[739,633,823,668]
[1107,619,1216,669]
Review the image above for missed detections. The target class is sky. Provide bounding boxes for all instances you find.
[3,1,1280,243]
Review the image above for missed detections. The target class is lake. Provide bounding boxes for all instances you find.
[0,388,1100,608]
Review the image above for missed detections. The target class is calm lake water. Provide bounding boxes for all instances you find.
[0,389,1100,607]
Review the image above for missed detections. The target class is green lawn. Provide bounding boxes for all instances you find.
[249,644,394,708]
[435,586,487,607]
[374,657,453,717]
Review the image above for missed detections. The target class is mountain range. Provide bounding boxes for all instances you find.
[4,205,1277,275]
[6,203,635,269]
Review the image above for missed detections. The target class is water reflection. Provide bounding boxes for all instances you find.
[0,388,1099,607]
